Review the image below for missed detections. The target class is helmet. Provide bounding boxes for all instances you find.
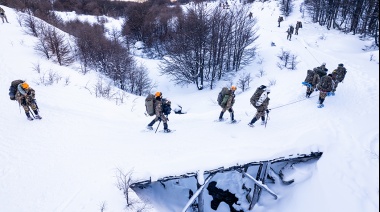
[338,63,344,67]
[231,85,237,91]
[155,91,162,97]
[21,82,29,89]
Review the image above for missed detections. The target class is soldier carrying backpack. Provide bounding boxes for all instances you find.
[217,85,237,123]
[317,74,335,108]
[13,82,42,120]
[248,86,271,127]
[146,91,172,133]
[331,63,347,95]
[278,16,284,27]
[287,25,294,41]
[302,69,320,98]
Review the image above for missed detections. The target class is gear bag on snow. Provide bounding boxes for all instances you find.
[162,98,172,115]
[217,87,230,106]
[250,85,266,108]
[9,80,24,100]
[145,94,156,116]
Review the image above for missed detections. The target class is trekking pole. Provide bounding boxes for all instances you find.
[18,100,21,114]
[265,111,270,128]
[155,120,161,133]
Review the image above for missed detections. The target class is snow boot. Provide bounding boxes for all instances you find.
[26,112,33,121]
[147,120,155,130]
[163,123,171,133]
[33,110,42,119]
[218,111,225,121]
[230,112,235,122]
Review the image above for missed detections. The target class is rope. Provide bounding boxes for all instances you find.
[270,93,318,110]
[294,37,320,65]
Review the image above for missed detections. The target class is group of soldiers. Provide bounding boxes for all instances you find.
[303,63,347,107]
[278,16,302,41]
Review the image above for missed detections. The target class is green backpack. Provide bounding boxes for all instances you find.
[217,87,230,106]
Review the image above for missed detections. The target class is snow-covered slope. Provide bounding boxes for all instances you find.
[0,1,378,211]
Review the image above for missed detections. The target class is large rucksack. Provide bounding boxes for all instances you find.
[297,21,302,28]
[250,85,266,108]
[318,76,333,92]
[289,26,294,34]
[217,87,230,106]
[304,70,315,83]
[145,94,156,116]
[9,80,24,100]
[335,67,347,82]
[315,67,327,78]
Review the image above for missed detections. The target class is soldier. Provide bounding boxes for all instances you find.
[331,63,347,95]
[287,25,294,40]
[278,16,283,27]
[248,87,270,127]
[146,91,171,133]
[16,82,42,121]
[0,6,9,23]
[317,74,335,108]
[295,21,301,35]
[218,85,237,123]
[303,69,320,98]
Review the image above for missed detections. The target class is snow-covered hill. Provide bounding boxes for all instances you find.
[0,1,378,211]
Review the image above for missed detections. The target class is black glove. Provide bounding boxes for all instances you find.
[266,109,270,114]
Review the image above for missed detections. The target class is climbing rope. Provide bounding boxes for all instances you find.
[270,93,318,110]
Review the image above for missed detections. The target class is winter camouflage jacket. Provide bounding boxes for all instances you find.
[16,85,35,105]
[332,67,347,82]
[305,70,320,86]
[317,75,335,92]
[154,98,168,122]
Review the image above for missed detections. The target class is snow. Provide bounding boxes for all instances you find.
[0,0,378,211]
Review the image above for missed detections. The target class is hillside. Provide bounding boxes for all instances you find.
[0,1,379,211]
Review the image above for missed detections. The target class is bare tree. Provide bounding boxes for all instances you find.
[22,11,39,37]
[277,48,291,69]
[115,168,135,207]
[237,72,252,92]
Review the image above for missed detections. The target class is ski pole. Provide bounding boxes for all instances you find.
[155,120,161,133]
[265,110,270,128]
[18,100,21,114]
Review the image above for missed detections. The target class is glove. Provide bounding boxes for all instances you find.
[266,109,270,114]
[315,88,318,91]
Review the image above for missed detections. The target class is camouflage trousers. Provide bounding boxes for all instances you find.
[254,110,266,120]
[319,91,328,100]
[20,99,38,113]
[332,81,340,92]
[306,85,316,95]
